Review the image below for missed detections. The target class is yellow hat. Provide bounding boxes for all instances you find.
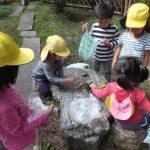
[126,3,149,28]
[0,32,34,67]
[40,35,70,61]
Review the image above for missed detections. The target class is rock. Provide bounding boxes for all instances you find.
[51,68,111,150]
[110,123,147,150]
[65,37,74,46]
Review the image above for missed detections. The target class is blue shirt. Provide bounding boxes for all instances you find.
[118,31,150,61]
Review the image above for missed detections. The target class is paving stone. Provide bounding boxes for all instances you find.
[16,37,40,99]
[27,4,39,11]
[17,13,34,31]
[20,31,37,38]
[10,6,25,16]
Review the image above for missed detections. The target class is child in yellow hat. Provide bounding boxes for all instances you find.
[0,32,54,150]
[113,3,150,68]
[32,35,76,98]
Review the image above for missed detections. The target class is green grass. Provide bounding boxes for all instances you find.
[0,3,22,45]
[0,5,13,18]
[0,2,122,65]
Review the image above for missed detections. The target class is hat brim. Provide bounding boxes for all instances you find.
[54,48,70,57]
[41,46,70,61]
[40,46,49,61]
[110,98,133,120]
[0,48,34,67]
[105,94,112,109]
[126,19,147,28]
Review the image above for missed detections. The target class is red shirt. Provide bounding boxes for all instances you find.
[91,82,150,124]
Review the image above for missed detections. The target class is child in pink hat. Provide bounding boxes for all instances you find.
[90,56,150,130]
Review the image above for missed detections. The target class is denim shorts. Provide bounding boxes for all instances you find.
[115,111,150,130]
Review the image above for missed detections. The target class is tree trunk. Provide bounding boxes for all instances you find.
[55,0,67,13]
[21,0,28,6]
[123,0,129,16]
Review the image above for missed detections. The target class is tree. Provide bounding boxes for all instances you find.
[54,0,67,13]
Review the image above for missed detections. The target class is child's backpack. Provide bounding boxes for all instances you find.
[78,24,100,61]
[105,91,134,120]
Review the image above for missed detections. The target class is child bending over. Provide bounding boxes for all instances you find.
[32,35,76,98]
[90,56,150,130]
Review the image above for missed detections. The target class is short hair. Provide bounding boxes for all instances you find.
[0,66,19,91]
[114,56,149,91]
[95,2,115,19]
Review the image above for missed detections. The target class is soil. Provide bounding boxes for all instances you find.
[39,112,69,150]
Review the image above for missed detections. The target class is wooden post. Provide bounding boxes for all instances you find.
[123,0,133,16]
[21,0,28,6]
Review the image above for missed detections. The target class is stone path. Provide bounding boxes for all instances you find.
[10,3,40,99]
[9,6,25,16]
[17,12,34,31]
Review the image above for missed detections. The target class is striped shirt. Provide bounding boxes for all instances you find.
[90,22,119,61]
[118,31,150,61]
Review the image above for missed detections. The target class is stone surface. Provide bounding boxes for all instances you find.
[17,13,34,31]
[110,123,147,150]
[27,4,39,11]
[10,6,25,16]
[20,31,37,38]
[16,37,40,99]
[51,68,110,150]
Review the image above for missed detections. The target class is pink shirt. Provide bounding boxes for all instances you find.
[0,86,47,150]
[91,82,150,124]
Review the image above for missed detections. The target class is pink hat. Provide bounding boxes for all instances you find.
[109,94,134,120]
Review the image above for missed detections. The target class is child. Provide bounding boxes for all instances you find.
[90,56,150,130]
[113,3,150,68]
[0,32,54,150]
[82,1,119,82]
[32,35,76,98]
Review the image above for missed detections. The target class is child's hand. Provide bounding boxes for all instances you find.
[103,38,112,48]
[90,84,97,88]
[81,21,87,33]
[43,105,54,118]
[64,78,76,88]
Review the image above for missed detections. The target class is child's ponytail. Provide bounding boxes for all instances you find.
[116,70,133,90]
[139,65,149,83]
